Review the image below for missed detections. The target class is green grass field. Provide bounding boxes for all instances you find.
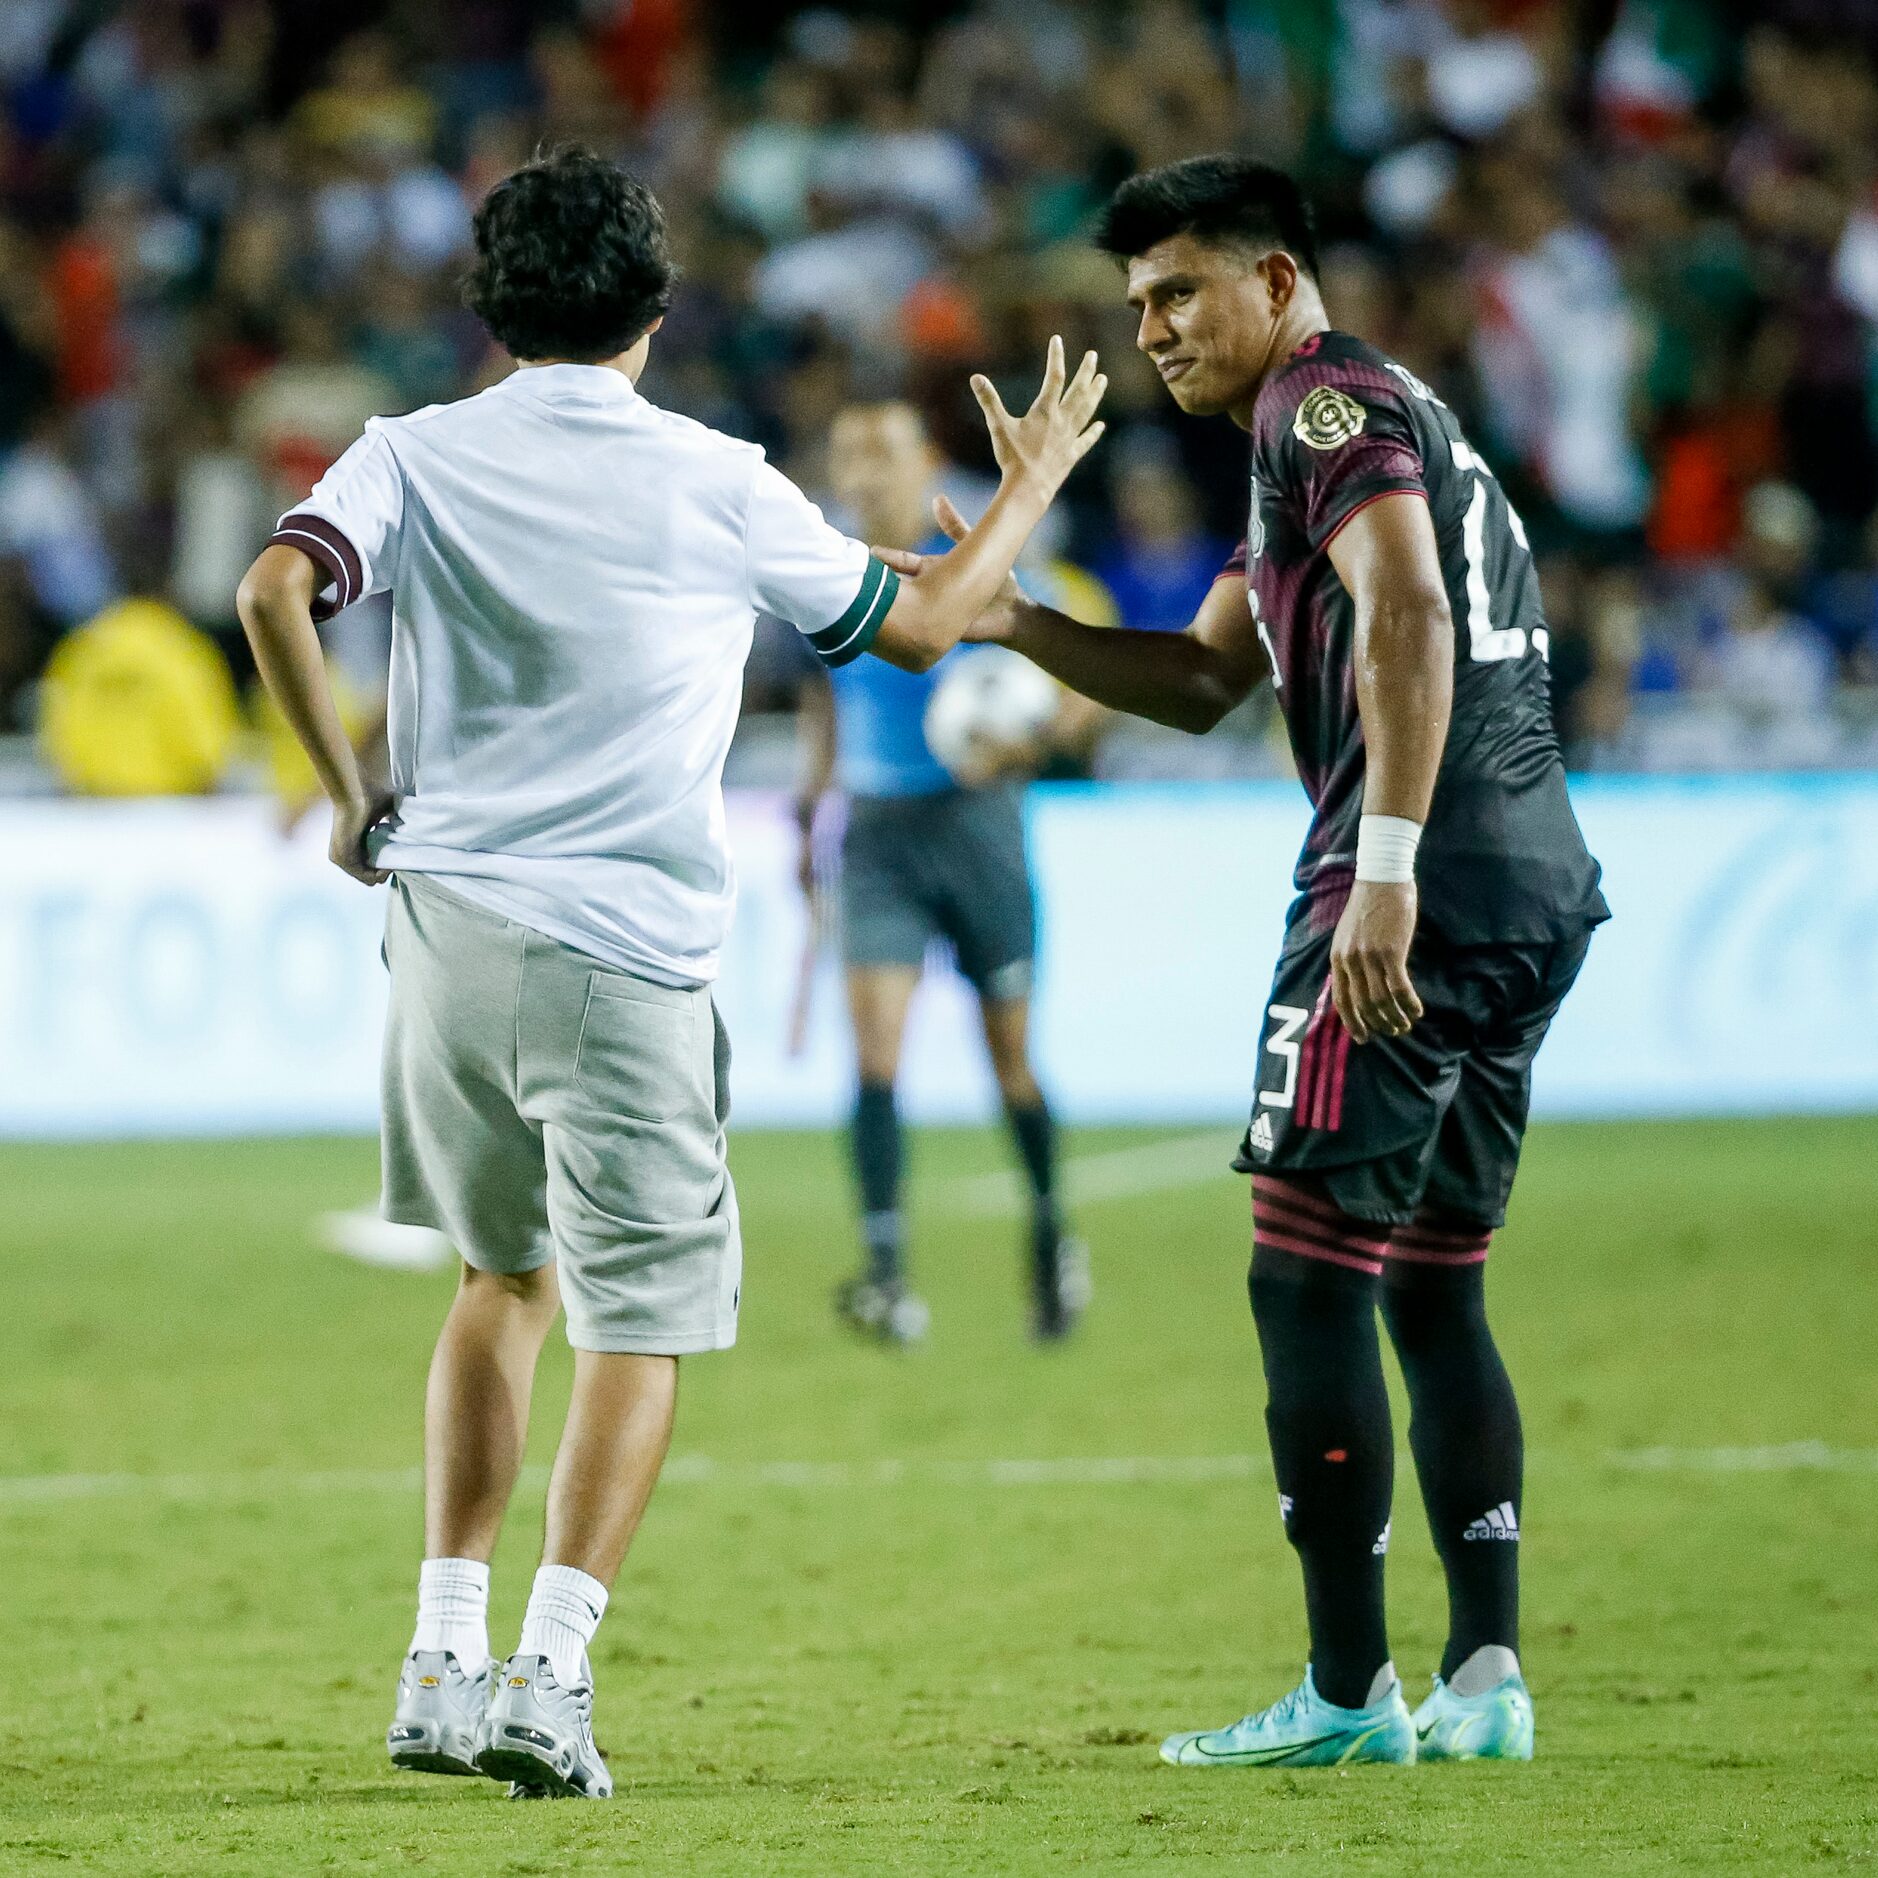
[2,1119,1875,1874]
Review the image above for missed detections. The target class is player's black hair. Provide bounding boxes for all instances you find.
[464,147,676,363]
[1095,155,1320,279]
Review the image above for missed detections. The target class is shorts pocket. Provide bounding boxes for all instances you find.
[573,979,702,1124]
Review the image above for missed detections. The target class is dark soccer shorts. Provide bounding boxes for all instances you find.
[840,785,1036,1001]
[1235,912,1594,1229]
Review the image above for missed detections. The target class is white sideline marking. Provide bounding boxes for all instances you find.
[0,1455,1260,1507]
[3,1446,1875,1509]
[1612,1442,1878,1475]
[940,1130,1238,1218]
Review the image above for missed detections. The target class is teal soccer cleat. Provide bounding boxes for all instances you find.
[1160,1666,1416,1768]
[1412,1670,1535,1761]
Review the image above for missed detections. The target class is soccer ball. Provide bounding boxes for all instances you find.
[922,647,1060,784]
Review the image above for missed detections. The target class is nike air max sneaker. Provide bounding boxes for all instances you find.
[1160,1665,1416,1769]
[474,1654,613,1798]
[1412,1670,1534,1761]
[387,1650,493,1776]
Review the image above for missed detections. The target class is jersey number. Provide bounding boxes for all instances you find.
[1260,1004,1311,1109]
[1385,365,1545,667]
[1453,441,1545,665]
[1255,610,1282,691]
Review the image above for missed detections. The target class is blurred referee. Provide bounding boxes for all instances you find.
[796,401,1091,1345]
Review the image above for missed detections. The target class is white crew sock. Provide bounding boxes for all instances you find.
[517,1565,609,1689]
[1447,1645,1520,1697]
[410,1556,491,1668]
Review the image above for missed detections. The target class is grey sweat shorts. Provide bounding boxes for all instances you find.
[379,873,740,1354]
[841,785,1036,1000]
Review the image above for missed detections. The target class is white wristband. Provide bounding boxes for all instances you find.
[1355,814,1422,884]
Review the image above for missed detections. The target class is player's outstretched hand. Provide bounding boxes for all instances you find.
[1330,879,1424,1044]
[972,336,1106,497]
[869,495,1028,644]
[330,787,393,886]
[926,493,1026,643]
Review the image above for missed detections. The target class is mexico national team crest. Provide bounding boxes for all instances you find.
[1292,384,1367,451]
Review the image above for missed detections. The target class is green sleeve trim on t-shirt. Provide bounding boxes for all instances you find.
[807,558,898,667]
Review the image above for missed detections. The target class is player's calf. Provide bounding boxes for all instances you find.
[1247,1176,1397,1710]
[1381,1217,1524,1690]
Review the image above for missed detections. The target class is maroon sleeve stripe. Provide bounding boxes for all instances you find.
[1316,482,1428,553]
[267,512,364,620]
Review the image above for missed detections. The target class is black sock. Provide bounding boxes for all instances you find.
[1005,1098,1058,1209]
[1248,1177,1394,1709]
[849,1081,903,1286]
[1381,1229,1522,1679]
[1005,1099,1061,1303]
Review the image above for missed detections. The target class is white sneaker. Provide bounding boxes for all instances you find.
[475,1654,613,1799]
[387,1650,493,1776]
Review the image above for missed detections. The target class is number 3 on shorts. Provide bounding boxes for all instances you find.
[1261,1003,1311,1110]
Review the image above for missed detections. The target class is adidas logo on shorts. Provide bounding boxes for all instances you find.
[1461,1501,1520,1542]
[1372,1520,1392,1556]
[1249,1113,1275,1156]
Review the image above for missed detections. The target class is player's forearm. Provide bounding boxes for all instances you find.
[886,476,1054,668]
[1353,587,1451,822]
[1006,599,1247,733]
[237,562,369,810]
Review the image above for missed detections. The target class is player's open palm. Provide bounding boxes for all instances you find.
[1330,879,1424,1044]
[973,336,1106,497]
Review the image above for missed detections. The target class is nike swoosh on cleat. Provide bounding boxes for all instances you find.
[1190,1732,1341,1764]
[1333,1722,1391,1765]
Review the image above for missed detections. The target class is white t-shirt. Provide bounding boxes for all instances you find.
[270,362,898,986]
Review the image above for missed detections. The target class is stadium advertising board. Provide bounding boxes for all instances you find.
[0,778,1871,1137]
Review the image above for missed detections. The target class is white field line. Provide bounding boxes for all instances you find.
[940,1130,1239,1218]
[3,1446,1875,1509]
[1611,1442,1878,1474]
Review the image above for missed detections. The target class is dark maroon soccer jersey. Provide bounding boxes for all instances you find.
[1220,330,1606,944]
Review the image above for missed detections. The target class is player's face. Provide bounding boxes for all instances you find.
[1125,235,1284,417]
[828,406,935,527]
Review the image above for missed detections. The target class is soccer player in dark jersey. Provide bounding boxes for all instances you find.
[899,155,1608,1767]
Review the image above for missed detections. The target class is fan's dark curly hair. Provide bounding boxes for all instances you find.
[465,147,676,363]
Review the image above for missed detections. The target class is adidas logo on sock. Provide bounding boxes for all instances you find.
[1461,1501,1520,1542]
[1249,1113,1276,1156]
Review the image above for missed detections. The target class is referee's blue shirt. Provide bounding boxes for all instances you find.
[828,531,955,799]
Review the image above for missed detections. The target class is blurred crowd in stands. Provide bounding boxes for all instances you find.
[4,0,1878,795]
